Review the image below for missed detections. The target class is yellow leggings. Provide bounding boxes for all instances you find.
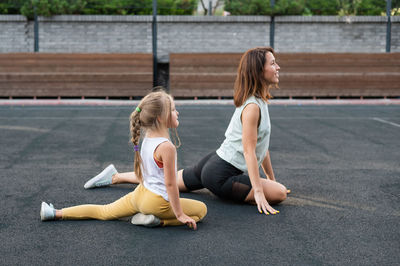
[62,184,207,226]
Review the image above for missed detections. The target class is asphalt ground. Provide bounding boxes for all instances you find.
[1,104,399,265]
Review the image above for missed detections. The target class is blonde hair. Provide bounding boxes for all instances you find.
[129,90,180,182]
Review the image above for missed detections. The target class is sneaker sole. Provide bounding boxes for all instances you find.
[84,164,116,189]
[84,174,104,189]
[40,202,47,221]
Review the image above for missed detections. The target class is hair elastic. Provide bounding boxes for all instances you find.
[135,107,141,112]
[134,145,140,152]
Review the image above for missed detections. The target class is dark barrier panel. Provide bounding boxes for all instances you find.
[170,53,400,98]
[0,53,153,98]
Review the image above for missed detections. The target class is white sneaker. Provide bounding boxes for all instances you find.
[40,202,55,221]
[131,213,161,227]
[84,164,117,189]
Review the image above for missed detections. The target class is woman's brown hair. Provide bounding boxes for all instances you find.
[233,47,276,107]
[129,90,177,183]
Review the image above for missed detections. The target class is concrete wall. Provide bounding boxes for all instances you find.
[1,15,398,61]
[38,16,152,53]
[157,16,271,61]
[0,15,33,52]
[275,16,391,53]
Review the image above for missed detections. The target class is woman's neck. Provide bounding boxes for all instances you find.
[146,128,169,139]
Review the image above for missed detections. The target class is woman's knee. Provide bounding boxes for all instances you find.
[264,181,287,204]
[278,186,287,202]
[272,184,287,204]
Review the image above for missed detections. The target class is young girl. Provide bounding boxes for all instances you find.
[40,90,207,229]
[84,47,287,215]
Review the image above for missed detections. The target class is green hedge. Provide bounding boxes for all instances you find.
[224,0,400,16]
[1,0,399,17]
[0,0,197,18]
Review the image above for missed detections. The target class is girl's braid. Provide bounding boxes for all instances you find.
[130,107,143,182]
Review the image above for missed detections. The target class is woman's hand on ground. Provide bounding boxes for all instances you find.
[178,214,197,230]
[254,191,279,215]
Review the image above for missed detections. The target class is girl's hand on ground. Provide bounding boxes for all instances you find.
[254,191,279,215]
[178,214,197,230]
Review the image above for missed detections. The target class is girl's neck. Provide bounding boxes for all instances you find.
[146,128,169,139]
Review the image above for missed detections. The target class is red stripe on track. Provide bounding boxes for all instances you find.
[0,99,399,106]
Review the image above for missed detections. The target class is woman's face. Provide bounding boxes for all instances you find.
[169,100,179,128]
[263,52,280,84]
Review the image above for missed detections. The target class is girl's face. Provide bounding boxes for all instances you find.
[263,52,280,84]
[169,100,179,128]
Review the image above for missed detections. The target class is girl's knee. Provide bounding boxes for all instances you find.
[201,202,207,217]
[198,202,207,221]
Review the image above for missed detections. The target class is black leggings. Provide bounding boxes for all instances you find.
[182,152,252,202]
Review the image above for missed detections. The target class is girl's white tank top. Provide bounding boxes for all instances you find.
[141,137,176,201]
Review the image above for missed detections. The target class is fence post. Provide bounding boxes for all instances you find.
[269,0,275,49]
[208,1,212,16]
[386,0,392,52]
[34,6,39,52]
[152,0,158,87]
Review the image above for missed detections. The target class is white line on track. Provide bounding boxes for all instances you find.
[0,125,49,132]
[371,117,400,128]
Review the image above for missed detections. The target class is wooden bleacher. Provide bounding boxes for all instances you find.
[170,53,400,99]
[1,53,399,99]
[0,53,153,98]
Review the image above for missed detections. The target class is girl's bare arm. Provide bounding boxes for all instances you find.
[158,142,197,230]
